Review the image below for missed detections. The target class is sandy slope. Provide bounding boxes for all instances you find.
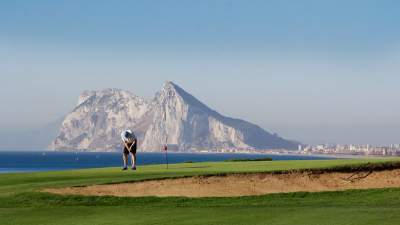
[44,168,400,197]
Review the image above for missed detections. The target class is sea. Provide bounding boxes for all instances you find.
[0,151,332,173]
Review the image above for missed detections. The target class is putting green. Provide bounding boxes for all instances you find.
[1,158,400,225]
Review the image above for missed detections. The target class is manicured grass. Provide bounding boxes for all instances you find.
[1,157,400,225]
[224,157,272,162]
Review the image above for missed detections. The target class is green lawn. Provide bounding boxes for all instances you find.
[1,158,400,225]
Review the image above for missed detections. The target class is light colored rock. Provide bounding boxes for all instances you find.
[49,82,298,152]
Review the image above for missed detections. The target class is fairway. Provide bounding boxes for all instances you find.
[1,158,400,225]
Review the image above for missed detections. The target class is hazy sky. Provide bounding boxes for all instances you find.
[1,0,400,145]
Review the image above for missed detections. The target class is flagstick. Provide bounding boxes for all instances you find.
[164,103,169,169]
[165,147,169,169]
[164,136,169,169]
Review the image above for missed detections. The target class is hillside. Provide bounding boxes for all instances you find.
[49,82,298,151]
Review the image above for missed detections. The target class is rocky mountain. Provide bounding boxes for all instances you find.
[49,82,298,151]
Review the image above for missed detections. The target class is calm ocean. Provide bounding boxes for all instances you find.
[0,151,331,173]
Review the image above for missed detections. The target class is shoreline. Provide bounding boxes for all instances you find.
[0,149,395,160]
[0,151,338,174]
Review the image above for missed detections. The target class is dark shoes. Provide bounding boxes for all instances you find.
[122,166,136,171]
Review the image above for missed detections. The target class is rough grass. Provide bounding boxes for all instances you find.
[1,158,397,195]
[1,157,400,225]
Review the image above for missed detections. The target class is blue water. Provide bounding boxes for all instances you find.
[0,151,331,173]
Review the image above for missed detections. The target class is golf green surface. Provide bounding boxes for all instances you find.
[1,158,400,225]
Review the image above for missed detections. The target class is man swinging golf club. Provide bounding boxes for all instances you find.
[121,129,137,171]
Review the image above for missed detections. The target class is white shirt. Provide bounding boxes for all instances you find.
[121,130,136,143]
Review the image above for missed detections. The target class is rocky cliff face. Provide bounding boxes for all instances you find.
[49,82,298,151]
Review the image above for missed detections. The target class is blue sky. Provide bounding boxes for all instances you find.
[1,0,400,144]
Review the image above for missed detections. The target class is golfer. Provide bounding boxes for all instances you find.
[121,130,137,171]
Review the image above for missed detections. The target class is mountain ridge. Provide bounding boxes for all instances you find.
[49,81,299,151]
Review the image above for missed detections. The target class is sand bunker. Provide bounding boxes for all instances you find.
[45,169,400,197]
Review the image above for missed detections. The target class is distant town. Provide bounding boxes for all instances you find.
[298,144,400,156]
[193,144,400,157]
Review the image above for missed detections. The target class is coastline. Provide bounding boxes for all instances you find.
[0,151,333,174]
[2,149,393,160]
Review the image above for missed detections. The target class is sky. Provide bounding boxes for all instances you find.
[1,0,400,145]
